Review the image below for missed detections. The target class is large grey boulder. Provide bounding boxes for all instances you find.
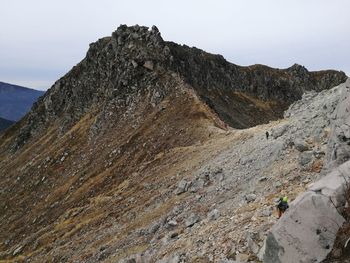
[263,160,350,263]
[325,78,350,172]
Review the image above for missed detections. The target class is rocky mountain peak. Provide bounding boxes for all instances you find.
[3,25,347,151]
[86,24,168,69]
[287,63,309,74]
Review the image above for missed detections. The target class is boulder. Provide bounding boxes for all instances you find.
[207,209,220,221]
[245,193,257,203]
[263,161,350,263]
[299,151,313,166]
[271,124,289,139]
[185,213,200,227]
[309,161,350,207]
[294,139,309,152]
[12,245,23,256]
[175,179,192,195]
[143,60,154,70]
[189,179,205,193]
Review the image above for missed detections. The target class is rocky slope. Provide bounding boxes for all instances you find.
[0,81,44,121]
[0,25,347,262]
[263,79,350,263]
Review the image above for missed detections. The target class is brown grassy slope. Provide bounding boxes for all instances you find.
[0,84,229,261]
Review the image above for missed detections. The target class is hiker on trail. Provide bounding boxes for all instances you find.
[276,196,289,218]
[266,131,269,140]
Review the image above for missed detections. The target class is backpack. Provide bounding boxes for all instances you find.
[277,201,289,211]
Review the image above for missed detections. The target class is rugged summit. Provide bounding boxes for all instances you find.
[10,25,345,150]
[0,25,348,262]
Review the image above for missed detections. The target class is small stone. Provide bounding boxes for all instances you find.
[274,181,282,188]
[313,149,325,158]
[143,61,154,70]
[148,222,160,234]
[13,245,23,256]
[207,209,220,220]
[294,139,309,152]
[258,176,267,182]
[169,231,179,239]
[299,151,313,166]
[235,253,250,262]
[271,124,289,139]
[175,179,192,195]
[262,208,272,217]
[167,220,178,227]
[189,179,205,193]
[303,178,310,184]
[245,193,257,203]
[185,213,200,227]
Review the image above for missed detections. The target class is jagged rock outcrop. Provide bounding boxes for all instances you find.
[5,25,346,150]
[167,46,346,128]
[263,79,350,263]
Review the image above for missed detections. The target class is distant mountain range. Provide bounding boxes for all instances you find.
[0,117,14,132]
[0,81,45,121]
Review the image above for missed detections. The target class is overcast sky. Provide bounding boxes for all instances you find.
[1,0,349,91]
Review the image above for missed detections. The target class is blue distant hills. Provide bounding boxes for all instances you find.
[0,117,14,132]
[0,81,45,122]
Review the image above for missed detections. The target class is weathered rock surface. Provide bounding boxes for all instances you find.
[263,81,350,262]
[324,78,350,172]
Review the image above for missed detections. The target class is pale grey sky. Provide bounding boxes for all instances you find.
[0,0,349,90]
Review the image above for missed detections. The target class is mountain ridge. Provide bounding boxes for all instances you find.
[3,25,346,151]
[0,25,348,262]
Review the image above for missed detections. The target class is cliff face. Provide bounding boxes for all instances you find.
[0,25,348,262]
[166,43,346,127]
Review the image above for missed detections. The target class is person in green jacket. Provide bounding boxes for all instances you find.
[277,196,289,218]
